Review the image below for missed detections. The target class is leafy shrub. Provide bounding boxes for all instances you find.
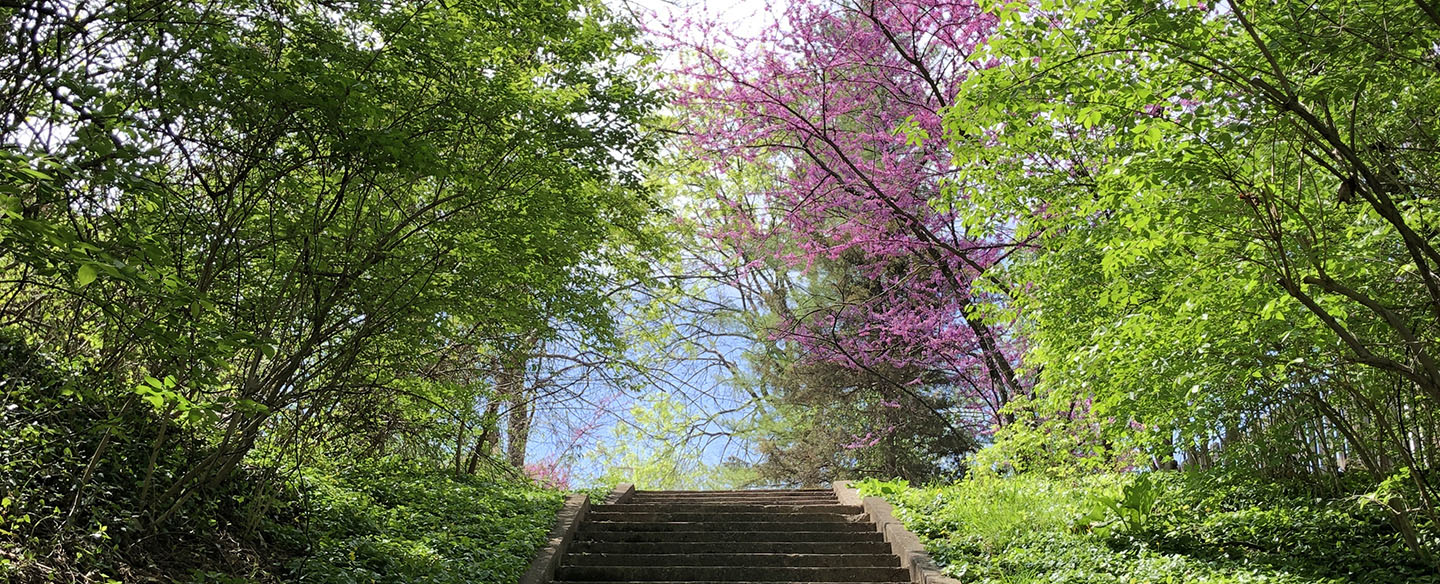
[1,330,567,583]
[269,462,564,584]
[866,471,1440,584]
[1079,473,1162,536]
[0,329,273,582]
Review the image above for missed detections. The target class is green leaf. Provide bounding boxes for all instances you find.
[76,263,97,287]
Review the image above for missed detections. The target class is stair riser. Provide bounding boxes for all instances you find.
[568,541,895,555]
[625,501,842,504]
[583,522,874,533]
[632,492,835,498]
[586,512,864,523]
[577,531,887,543]
[564,553,901,568]
[631,492,836,497]
[555,490,905,584]
[629,493,838,498]
[637,490,835,495]
[594,504,863,514]
[556,566,912,582]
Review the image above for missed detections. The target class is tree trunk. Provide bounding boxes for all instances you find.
[502,347,533,468]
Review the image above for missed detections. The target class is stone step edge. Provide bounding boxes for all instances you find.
[576,529,887,538]
[630,494,840,500]
[580,521,876,532]
[568,541,894,553]
[626,494,840,498]
[560,552,901,568]
[555,566,913,579]
[630,497,840,500]
[636,489,834,494]
[574,531,888,544]
[519,483,635,584]
[832,481,959,584]
[585,512,865,522]
[593,504,864,512]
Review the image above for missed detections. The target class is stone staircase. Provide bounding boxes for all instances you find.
[553,489,910,583]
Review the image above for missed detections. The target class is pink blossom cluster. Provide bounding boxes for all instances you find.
[525,458,572,489]
[843,425,896,450]
[660,0,1026,427]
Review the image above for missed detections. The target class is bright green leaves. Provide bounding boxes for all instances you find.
[1,2,662,574]
[589,392,726,490]
[134,375,178,410]
[871,473,1434,583]
[75,263,97,288]
[292,463,565,584]
[941,0,1440,490]
[132,374,267,429]
[1079,472,1161,536]
[895,116,932,147]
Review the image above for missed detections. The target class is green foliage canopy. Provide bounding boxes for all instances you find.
[0,0,663,578]
[948,0,1440,505]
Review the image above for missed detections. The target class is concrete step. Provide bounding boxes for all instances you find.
[594,504,864,515]
[627,498,841,505]
[586,512,864,523]
[630,492,838,498]
[627,494,836,498]
[563,553,901,568]
[632,492,836,498]
[556,566,911,582]
[636,489,834,495]
[577,530,887,543]
[568,541,894,555]
[631,492,836,499]
[582,521,874,533]
[556,489,905,583]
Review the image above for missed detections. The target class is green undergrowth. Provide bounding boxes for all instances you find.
[261,463,564,584]
[857,471,1440,584]
[1,330,564,583]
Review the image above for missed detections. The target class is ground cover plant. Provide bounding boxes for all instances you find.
[268,463,563,584]
[0,330,567,583]
[859,473,1440,584]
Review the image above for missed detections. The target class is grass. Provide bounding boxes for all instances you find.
[858,471,1440,584]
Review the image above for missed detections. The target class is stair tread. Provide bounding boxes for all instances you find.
[583,520,866,526]
[563,553,901,567]
[595,504,861,511]
[626,500,842,504]
[582,523,874,533]
[578,532,887,543]
[636,490,834,494]
[570,542,893,554]
[587,513,864,522]
[556,566,912,580]
[558,489,905,583]
[561,555,898,558]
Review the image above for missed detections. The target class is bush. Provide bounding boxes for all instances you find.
[0,329,271,582]
[269,462,564,584]
[861,471,1440,584]
[1,330,566,583]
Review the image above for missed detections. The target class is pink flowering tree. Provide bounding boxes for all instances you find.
[663,0,1029,429]
[525,458,574,489]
